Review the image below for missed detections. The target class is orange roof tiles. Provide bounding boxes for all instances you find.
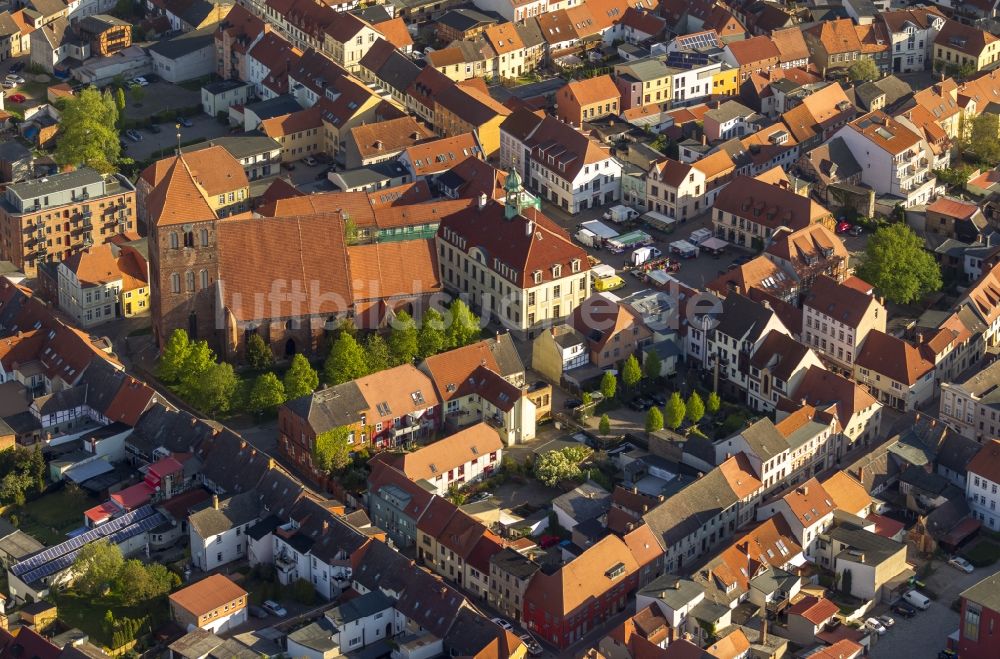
[347,239,441,301]
[788,595,839,625]
[848,110,921,155]
[349,116,434,161]
[404,133,483,176]
[967,439,1000,486]
[705,628,750,659]
[62,243,125,287]
[169,574,247,617]
[484,21,524,55]
[809,18,862,55]
[771,27,809,63]
[781,477,835,526]
[374,17,412,50]
[145,155,218,227]
[717,452,762,499]
[394,423,503,483]
[562,74,620,107]
[726,35,779,66]
[856,330,934,385]
[935,19,997,59]
[821,471,871,516]
[260,105,323,138]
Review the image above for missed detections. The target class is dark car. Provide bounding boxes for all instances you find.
[848,225,863,236]
[248,605,269,619]
[628,397,652,411]
[649,392,667,406]
[148,123,162,134]
[563,397,582,409]
[9,62,24,74]
[891,602,916,618]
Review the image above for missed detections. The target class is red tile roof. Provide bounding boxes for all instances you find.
[169,574,247,617]
[855,330,934,386]
[968,439,1000,486]
[787,595,839,625]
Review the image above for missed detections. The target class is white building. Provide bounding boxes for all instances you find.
[881,7,945,74]
[286,590,401,659]
[832,111,936,208]
[940,360,1000,442]
[499,111,622,214]
[756,478,835,559]
[188,492,259,572]
[966,439,1000,530]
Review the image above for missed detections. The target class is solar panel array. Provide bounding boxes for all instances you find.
[666,52,711,70]
[11,505,161,583]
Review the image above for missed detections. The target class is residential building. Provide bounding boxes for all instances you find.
[499,113,622,214]
[787,365,882,450]
[530,324,589,385]
[434,81,511,157]
[189,491,260,571]
[815,522,908,601]
[966,439,1000,531]
[57,242,149,327]
[715,418,791,492]
[148,26,216,83]
[755,478,835,557]
[722,35,779,81]
[260,106,324,163]
[0,10,32,62]
[785,596,838,645]
[940,360,1000,442]
[366,460,435,549]
[763,223,850,292]
[0,168,137,277]
[854,330,935,411]
[489,548,538,623]
[881,7,945,74]
[746,330,823,413]
[712,174,833,249]
[180,135,283,182]
[613,57,674,110]
[373,423,503,495]
[286,591,398,658]
[821,472,872,518]
[802,275,886,373]
[933,20,1000,75]
[416,499,503,600]
[832,110,936,208]
[802,19,866,75]
[435,191,591,338]
[343,117,434,169]
[568,294,653,369]
[703,100,761,142]
[168,574,248,634]
[556,75,621,127]
[956,572,1000,659]
[644,158,706,223]
[322,13,381,73]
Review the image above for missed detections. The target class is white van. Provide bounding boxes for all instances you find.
[903,590,931,610]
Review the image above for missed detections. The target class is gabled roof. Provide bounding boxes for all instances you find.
[714,176,830,233]
[145,154,219,227]
[968,439,1000,486]
[169,574,247,617]
[789,365,878,429]
[846,111,921,156]
[725,35,779,65]
[748,330,814,383]
[770,27,809,63]
[821,471,871,515]
[643,469,740,548]
[713,292,783,344]
[283,380,368,435]
[787,594,838,625]
[561,74,620,107]
[779,478,834,527]
[807,17,861,54]
[934,19,997,58]
[856,330,934,386]
[803,274,879,328]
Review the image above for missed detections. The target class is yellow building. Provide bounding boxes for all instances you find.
[261,106,325,163]
[434,82,511,156]
[711,66,740,98]
[933,20,1000,74]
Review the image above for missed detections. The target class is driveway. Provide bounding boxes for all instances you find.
[869,560,984,658]
[123,114,232,161]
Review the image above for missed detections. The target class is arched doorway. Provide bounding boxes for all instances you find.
[285,338,296,357]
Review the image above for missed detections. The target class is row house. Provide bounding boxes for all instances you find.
[956,572,1000,659]
[960,261,1000,349]
[715,418,791,493]
[764,223,850,294]
[756,478,835,558]
[909,77,962,140]
[854,330,935,411]
[832,111,937,208]
[499,110,622,214]
[802,275,886,374]
[780,83,855,153]
[366,460,435,549]
[711,173,833,250]
[245,32,302,99]
[722,35,779,82]
[803,18,886,75]
[933,19,1000,75]
[356,39,421,109]
[214,4,268,81]
[434,80,511,157]
[568,293,653,369]
[489,548,539,623]
[746,329,823,413]
[644,149,735,222]
[612,56,674,110]
[434,194,592,340]
[966,440,1000,531]
[940,359,1000,442]
[919,311,978,385]
[785,365,883,452]
[772,26,810,69]
[372,423,503,496]
[880,7,945,74]
[555,74,621,127]
[775,404,839,484]
[416,498,503,600]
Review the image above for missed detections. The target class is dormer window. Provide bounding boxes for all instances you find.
[533,270,542,284]
[552,264,562,278]
[571,258,581,273]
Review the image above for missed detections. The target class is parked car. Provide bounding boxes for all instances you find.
[148,123,162,134]
[848,225,863,236]
[519,633,543,656]
[628,396,652,411]
[649,392,667,406]
[891,602,916,617]
[248,605,269,619]
[877,614,895,628]
[468,491,491,503]
[865,617,887,635]
[949,556,974,573]
[125,129,142,142]
[130,76,149,86]
[836,221,852,234]
[5,74,24,84]
[2,80,16,89]
[8,62,25,73]
[538,535,560,549]
[491,617,513,631]
[903,589,931,610]
[7,94,25,103]
[302,155,318,167]
[262,600,287,617]
[281,162,296,171]
[177,115,193,127]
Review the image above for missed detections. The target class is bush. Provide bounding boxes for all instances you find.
[290,578,316,605]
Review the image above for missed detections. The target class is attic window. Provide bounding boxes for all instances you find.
[376,401,391,416]
[429,463,437,473]
[571,258,581,273]
[776,540,789,555]
[533,270,542,284]
[446,383,456,393]
[606,562,626,579]
[411,391,425,405]
[552,264,562,278]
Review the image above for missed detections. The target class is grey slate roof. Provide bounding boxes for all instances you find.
[7,167,102,200]
[643,468,739,548]
[189,489,260,538]
[327,590,393,628]
[637,574,705,610]
[127,404,215,458]
[552,482,611,524]
[829,523,905,565]
[714,293,776,343]
[962,572,1000,613]
[0,141,31,162]
[737,418,789,460]
[147,25,215,59]
[488,333,524,378]
[704,100,757,124]
[284,381,369,435]
[287,619,337,653]
[490,547,539,579]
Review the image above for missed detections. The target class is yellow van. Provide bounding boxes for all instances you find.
[595,275,626,292]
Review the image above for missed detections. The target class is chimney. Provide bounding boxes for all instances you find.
[761,618,768,644]
[725,452,731,460]
[212,494,219,509]
[323,519,329,532]
[478,192,488,209]
[701,133,707,146]
[800,486,808,495]
[916,331,924,344]
[642,504,649,512]
[526,220,535,236]
[858,465,865,483]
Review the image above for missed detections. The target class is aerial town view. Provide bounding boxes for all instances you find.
[1,0,1000,655]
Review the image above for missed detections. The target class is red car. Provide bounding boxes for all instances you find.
[836,221,852,234]
[7,94,25,103]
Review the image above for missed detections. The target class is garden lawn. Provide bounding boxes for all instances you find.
[963,539,1000,568]
[54,591,166,648]
[17,487,95,545]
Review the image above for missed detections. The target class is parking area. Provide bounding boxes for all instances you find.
[868,560,983,658]
[122,114,233,161]
[121,80,200,122]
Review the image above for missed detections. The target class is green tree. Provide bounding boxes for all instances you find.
[114,559,152,604]
[157,329,190,383]
[600,371,617,400]
[178,340,216,398]
[645,406,663,433]
[246,333,273,371]
[283,353,319,400]
[622,354,642,391]
[313,426,352,472]
[599,413,611,435]
[54,88,121,173]
[856,223,942,304]
[417,308,446,358]
[579,391,592,419]
[0,473,31,506]
[364,333,391,372]
[197,362,238,414]
[840,569,853,595]
[848,57,879,82]
[665,392,685,430]
[73,541,124,597]
[707,391,721,415]
[114,86,126,120]
[445,299,481,348]
[324,333,369,384]
[686,392,705,425]
[643,350,662,381]
[534,449,583,486]
[388,311,418,365]
[967,114,1000,166]
[247,372,285,414]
